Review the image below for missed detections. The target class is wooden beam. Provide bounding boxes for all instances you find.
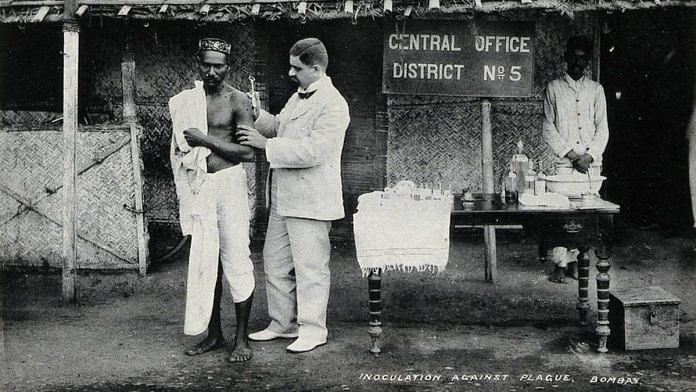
[64,0,78,17]
[117,5,132,16]
[129,125,148,276]
[688,14,696,228]
[31,5,50,22]
[75,4,89,16]
[121,38,137,124]
[1,0,696,9]
[61,20,79,303]
[383,0,392,12]
[480,98,497,283]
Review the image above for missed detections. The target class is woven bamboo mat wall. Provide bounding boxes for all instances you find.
[387,14,596,192]
[0,125,145,270]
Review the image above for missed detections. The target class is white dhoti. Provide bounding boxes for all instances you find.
[184,165,255,336]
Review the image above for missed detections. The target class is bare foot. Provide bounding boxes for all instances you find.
[548,266,567,283]
[565,262,579,280]
[229,339,252,363]
[185,336,225,356]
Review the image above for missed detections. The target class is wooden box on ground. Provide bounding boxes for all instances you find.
[609,286,680,350]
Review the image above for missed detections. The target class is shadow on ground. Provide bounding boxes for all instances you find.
[2,222,696,391]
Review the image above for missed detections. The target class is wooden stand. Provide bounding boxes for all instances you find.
[367,271,383,356]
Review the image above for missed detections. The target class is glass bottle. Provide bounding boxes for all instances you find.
[524,160,536,195]
[534,160,547,196]
[505,161,518,203]
[512,140,529,196]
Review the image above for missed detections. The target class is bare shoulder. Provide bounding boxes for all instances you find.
[223,85,254,123]
[222,86,248,105]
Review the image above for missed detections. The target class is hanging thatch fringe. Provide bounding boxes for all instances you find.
[3,0,696,24]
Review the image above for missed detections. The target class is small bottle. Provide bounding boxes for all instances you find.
[425,183,433,200]
[534,160,547,196]
[524,160,536,195]
[505,161,518,203]
[512,140,529,196]
[500,177,507,205]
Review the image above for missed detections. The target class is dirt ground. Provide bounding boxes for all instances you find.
[2,222,696,392]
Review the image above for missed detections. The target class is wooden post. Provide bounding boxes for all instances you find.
[62,0,79,302]
[481,98,497,282]
[121,37,137,124]
[688,19,696,227]
[592,16,602,82]
[121,37,148,275]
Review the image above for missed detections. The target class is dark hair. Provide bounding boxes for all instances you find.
[565,36,593,58]
[289,38,329,69]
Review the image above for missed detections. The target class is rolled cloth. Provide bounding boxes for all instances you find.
[169,81,211,235]
[353,190,452,277]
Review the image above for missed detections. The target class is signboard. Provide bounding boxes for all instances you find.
[382,21,535,97]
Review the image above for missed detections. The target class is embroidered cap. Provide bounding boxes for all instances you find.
[198,38,231,55]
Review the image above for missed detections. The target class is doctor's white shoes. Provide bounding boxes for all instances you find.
[286,337,327,353]
[248,329,299,341]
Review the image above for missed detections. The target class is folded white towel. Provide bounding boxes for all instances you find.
[518,192,570,208]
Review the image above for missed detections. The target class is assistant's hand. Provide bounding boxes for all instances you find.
[237,125,267,150]
[183,128,207,148]
[573,153,593,174]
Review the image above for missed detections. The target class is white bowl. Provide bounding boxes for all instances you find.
[545,174,606,198]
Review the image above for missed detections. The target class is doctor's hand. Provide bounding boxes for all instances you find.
[183,128,207,148]
[572,153,593,174]
[237,125,267,150]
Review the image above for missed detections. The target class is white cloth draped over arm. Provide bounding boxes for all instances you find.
[168,81,211,234]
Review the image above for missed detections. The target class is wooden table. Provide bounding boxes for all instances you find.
[367,194,620,356]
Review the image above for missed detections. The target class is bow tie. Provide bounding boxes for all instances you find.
[298,90,316,100]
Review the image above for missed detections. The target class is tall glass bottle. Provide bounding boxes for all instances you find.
[534,160,547,195]
[505,161,518,203]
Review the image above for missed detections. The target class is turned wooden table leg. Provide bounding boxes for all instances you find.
[368,271,382,356]
[576,246,591,326]
[595,239,612,353]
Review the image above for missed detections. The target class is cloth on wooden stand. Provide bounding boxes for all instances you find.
[353,190,452,277]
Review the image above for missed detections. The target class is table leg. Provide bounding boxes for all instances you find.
[484,225,497,282]
[595,244,612,353]
[576,246,591,326]
[368,271,382,356]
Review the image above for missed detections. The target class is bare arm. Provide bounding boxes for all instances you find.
[184,91,255,162]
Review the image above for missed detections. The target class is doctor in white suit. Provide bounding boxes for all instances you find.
[237,38,350,353]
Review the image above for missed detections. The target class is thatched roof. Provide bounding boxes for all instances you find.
[1,0,695,23]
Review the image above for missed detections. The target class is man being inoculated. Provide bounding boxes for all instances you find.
[169,37,256,362]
